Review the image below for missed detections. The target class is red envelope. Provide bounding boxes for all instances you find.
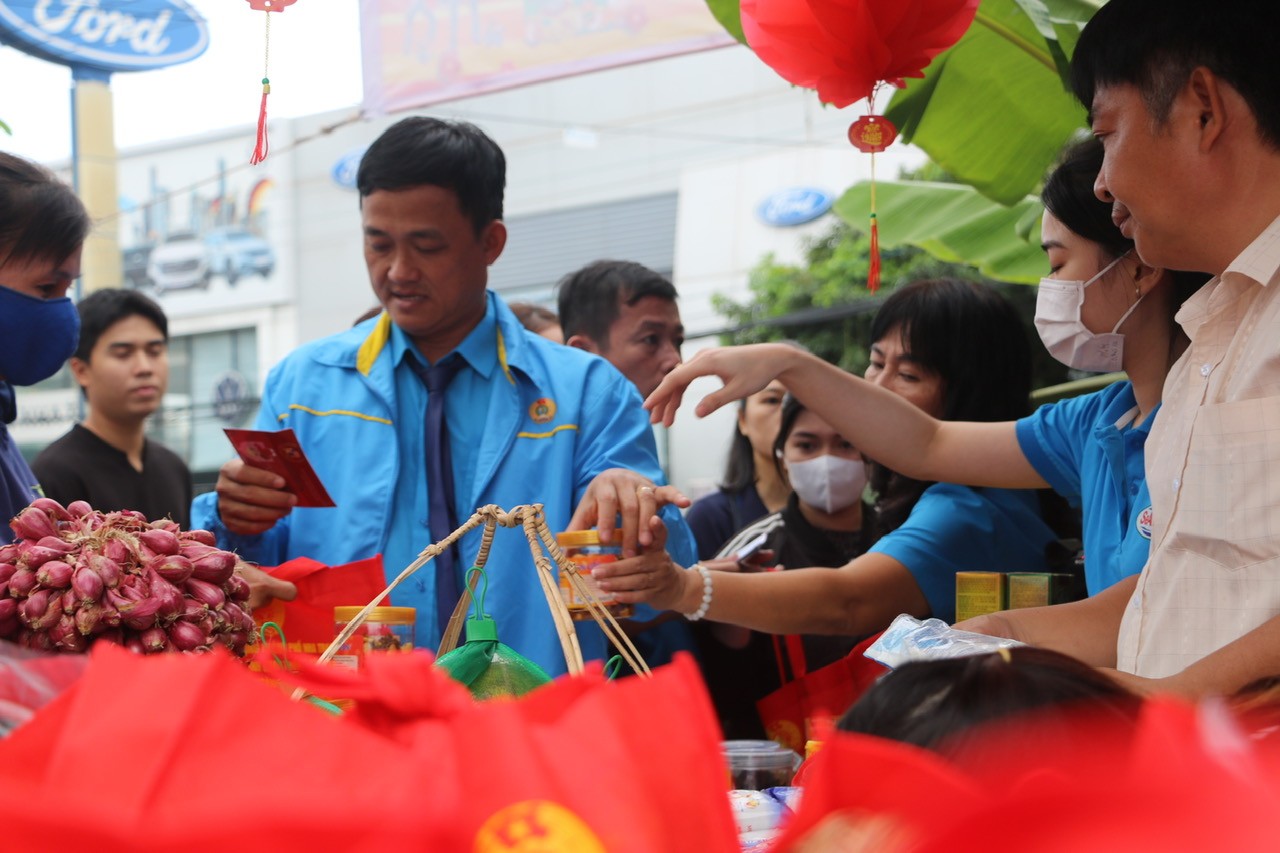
[224,428,335,507]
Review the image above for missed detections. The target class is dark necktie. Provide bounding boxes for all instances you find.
[410,355,464,634]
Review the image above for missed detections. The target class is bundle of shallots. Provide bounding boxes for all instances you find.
[0,498,253,656]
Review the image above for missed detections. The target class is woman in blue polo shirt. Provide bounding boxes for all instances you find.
[598,277,1063,637]
[634,138,1207,601]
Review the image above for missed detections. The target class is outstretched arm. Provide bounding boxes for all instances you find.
[593,517,931,638]
[956,574,1139,668]
[645,344,1047,490]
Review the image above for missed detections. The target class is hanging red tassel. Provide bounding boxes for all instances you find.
[848,114,897,294]
[868,213,881,293]
[250,77,270,165]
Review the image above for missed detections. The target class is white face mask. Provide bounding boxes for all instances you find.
[786,454,867,514]
[1034,253,1142,373]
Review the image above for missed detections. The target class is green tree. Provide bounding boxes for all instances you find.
[713,220,1070,390]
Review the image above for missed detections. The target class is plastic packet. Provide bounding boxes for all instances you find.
[864,614,1024,669]
[0,640,89,737]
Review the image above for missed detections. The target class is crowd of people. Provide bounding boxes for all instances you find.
[3,0,1280,789]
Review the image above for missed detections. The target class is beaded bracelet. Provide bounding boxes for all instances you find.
[684,563,713,622]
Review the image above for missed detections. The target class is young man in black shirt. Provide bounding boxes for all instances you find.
[33,288,192,526]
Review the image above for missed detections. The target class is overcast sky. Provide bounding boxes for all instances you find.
[0,1,364,164]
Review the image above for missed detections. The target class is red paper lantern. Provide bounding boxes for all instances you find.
[740,0,981,108]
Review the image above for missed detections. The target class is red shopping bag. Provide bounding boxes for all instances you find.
[773,698,1280,853]
[0,643,463,852]
[0,642,737,852]
[756,632,887,753]
[251,554,387,650]
[272,650,741,852]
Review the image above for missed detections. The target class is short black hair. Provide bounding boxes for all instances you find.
[0,152,90,269]
[508,301,559,334]
[1071,0,1280,149]
[838,646,1140,754]
[74,288,168,363]
[556,259,678,346]
[356,117,505,235]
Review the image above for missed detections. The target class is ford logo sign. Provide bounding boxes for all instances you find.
[0,0,209,72]
[757,188,834,227]
[331,145,369,190]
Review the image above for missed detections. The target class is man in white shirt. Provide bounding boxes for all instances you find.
[962,0,1280,697]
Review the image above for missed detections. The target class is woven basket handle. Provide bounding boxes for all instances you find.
[308,504,651,698]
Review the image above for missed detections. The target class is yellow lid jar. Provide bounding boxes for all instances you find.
[332,605,416,669]
[555,530,634,621]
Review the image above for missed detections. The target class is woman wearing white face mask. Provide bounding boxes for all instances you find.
[617,140,1208,626]
[698,395,871,737]
[596,279,1062,666]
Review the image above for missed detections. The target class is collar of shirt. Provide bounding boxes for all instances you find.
[1176,213,1280,341]
[388,296,500,378]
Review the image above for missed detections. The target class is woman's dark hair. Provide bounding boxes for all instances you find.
[720,340,811,494]
[867,279,1033,535]
[838,646,1140,754]
[1042,137,1133,260]
[720,419,758,494]
[770,394,807,478]
[1043,137,1208,315]
[0,152,90,270]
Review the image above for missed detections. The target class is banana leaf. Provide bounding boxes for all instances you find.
[835,180,1046,284]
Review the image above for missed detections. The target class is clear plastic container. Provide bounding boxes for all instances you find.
[555,530,634,621]
[332,606,416,669]
[722,740,802,791]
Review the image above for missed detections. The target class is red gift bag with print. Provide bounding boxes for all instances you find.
[0,643,738,853]
[756,632,887,752]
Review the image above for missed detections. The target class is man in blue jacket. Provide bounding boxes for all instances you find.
[191,117,695,676]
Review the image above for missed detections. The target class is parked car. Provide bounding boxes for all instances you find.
[121,243,154,289]
[204,228,275,285]
[146,232,210,294]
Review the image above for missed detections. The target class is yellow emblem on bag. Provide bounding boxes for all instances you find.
[474,800,606,852]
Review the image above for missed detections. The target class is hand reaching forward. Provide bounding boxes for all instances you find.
[644,343,811,427]
[568,468,690,557]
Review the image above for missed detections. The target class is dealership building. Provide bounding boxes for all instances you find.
[10,13,920,498]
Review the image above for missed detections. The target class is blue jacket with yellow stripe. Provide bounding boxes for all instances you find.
[191,293,695,676]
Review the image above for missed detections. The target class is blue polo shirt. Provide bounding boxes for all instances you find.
[1016,380,1155,595]
[868,482,1057,623]
[1,383,43,546]
[386,306,496,638]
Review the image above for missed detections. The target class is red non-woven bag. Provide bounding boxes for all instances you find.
[0,643,463,852]
[274,649,741,852]
[756,632,887,753]
[772,698,1280,853]
[0,643,739,852]
[251,554,387,650]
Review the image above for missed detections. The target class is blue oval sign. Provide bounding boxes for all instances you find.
[331,145,369,191]
[758,188,834,227]
[0,0,209,72]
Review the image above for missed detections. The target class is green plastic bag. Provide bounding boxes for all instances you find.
[434,568,552,700]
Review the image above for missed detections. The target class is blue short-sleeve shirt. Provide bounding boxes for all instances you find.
[1016,381,1154,594]
[868,482,1057,623]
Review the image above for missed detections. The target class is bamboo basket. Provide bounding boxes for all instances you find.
[304,504,650,697]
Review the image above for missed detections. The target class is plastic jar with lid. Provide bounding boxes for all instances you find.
[722,740,802,791]
[554,530,634,621]
[332,606,416,669]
